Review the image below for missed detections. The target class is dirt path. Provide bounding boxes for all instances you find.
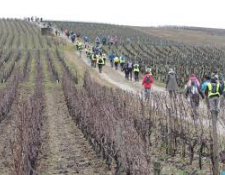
[36,86,112,175]
[38,21,165,93]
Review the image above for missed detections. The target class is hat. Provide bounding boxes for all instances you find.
[169,68,173,72]
[146,68,151,73]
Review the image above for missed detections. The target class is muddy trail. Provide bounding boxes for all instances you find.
[36,85,113,175]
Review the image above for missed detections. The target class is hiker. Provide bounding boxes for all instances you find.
[102,53,107,65]
[185,80,202,116]
[76,32,80,38]
[71,34,76,43]
[201,72,211,109]
[204,74,223,113]
[142,68,154,100]
[133,62,140,82]
[127,60,133,81]
[91,54,98,68]
[86,47,93,59]
[114,55,120,70]
[186,73,200,88]
[102,36,107,45]
[123,62,129,80]
[126,38,131,44]
[97,54,105,73]
[95,37,100,46]
[119,53,126,71]
[83,36,89,48]
[108,52,115,67]
[83,36,89,43]
[77,41,83,57]
[65,29,70,38]
[166,68,178,99]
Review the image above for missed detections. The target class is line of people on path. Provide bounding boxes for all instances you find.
[85,46,107,73]
[108,52,141,81]
[67,34,225,115]
[166,68,225,115]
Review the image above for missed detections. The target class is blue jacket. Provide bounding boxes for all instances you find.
[108,53,115,61]
[201,80,210,92]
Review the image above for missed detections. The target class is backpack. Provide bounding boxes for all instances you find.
[190,77,200,88]
[128,62,133,68]
[98,58,103,64]
[211,83,218,93]
[145,75,151,84]
[190,85,198,95]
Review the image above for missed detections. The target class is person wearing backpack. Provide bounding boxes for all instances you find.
[142,68,153,100]
[123,62,129,80]
[185,80,202,115]
[133,62,140,82]
[102,53,107,65]
[114,56,120,70]
[166,68,178,99]
[97,54,105,73]
[91,54,98,68]
[186,73,200,88]
[204,74,223,112]
[119,54,126,71]
[201,72,211,109]
[127,60,133,81]
[108,52,115,67]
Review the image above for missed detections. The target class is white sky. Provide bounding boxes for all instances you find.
[1,0,225,28]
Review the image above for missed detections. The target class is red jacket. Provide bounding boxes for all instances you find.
[142,73,153,89]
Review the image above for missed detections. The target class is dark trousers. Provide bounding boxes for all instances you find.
[134,71,139,81]
[114,62,119,70]
[98,64,103,73]
[128,68,132,80]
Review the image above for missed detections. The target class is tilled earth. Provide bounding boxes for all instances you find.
[36,86,113,175]
[0,86,33,175]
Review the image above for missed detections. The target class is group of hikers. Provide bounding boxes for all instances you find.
[62,30,224,115]
[166,69,224,115]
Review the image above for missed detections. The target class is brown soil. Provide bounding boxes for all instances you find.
[0,86,32,175]
[36,86,113,175]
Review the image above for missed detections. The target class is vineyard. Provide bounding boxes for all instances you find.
[50,21,225,87]
[0,18,225,175]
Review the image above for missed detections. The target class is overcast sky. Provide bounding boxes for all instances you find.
[1,0,224,28]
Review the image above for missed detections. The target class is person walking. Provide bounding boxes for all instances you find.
[108,52,115,67]
[97,55,105,73]
[133,62,140,82]
[77,41,83,57]
[127,60,133,81]
[185,80,202,115]
[91,54,98,68]
[102,53,107,65]
[114,56,120,70]
[166,68,178,99]
[201,72,211,109]
[123,62,129,80]
[142,68,154,100]
[119,53,126,71]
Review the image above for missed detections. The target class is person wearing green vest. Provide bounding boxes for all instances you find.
[114,56,120,70]
[205,75,223,111]
[119,54,126,71]
[77,41,83,57]
[97,55,105,73]
[133,62,140,82]
[102,53,107,65]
